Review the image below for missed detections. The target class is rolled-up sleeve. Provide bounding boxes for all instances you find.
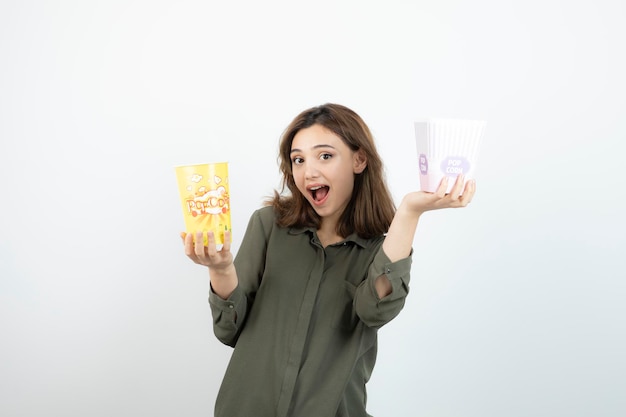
[354,247,412,329]
[209,284,248,347]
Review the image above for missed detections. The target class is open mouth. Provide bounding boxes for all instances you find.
[309,185,329,203]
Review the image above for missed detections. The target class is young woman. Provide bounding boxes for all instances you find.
[183,103,475,417]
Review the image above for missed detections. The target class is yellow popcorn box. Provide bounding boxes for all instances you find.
[175,162,231,245]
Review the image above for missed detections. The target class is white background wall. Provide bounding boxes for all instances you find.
[1,1,625,416]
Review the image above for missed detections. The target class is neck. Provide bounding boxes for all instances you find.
[317,219,343,247]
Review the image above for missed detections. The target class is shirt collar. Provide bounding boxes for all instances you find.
[288,226,372,249]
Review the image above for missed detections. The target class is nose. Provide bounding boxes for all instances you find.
[304,160,320,180]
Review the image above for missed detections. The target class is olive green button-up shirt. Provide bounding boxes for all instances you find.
[208,206,412,417]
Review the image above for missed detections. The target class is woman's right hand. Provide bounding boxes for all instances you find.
[181,230,234,271]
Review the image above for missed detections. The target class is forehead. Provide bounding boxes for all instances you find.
[291,124,346,151]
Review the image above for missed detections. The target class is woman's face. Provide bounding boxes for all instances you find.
[290,124,366,228]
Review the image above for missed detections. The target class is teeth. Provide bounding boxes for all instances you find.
[309,185,323,190]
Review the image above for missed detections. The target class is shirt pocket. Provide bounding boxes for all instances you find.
[331,280,359,330]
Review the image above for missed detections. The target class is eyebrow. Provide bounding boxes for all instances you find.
[290,144,336,154]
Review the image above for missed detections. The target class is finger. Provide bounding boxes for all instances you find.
[460,180,476,206]
[180,231,187,243]
[222,230,232,253]
[184,232,195,257]
[448,174,465,201]
[205,231,217,258]
[194,231,206,257]
[435,176,449,199]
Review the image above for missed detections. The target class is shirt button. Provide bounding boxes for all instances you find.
[386,268,391,273]
[228,305,234,309]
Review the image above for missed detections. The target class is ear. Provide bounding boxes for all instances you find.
[353,150,367,174]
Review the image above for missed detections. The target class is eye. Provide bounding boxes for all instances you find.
[292,156,304,165]
[320,153,332,161]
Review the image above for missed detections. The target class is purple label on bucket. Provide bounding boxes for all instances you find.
[440,156,471,176]
[418,154,428,175]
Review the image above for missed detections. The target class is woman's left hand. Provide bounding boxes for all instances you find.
[401,174,476,215]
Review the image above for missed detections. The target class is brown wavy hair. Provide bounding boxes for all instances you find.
[267,103,396,239]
